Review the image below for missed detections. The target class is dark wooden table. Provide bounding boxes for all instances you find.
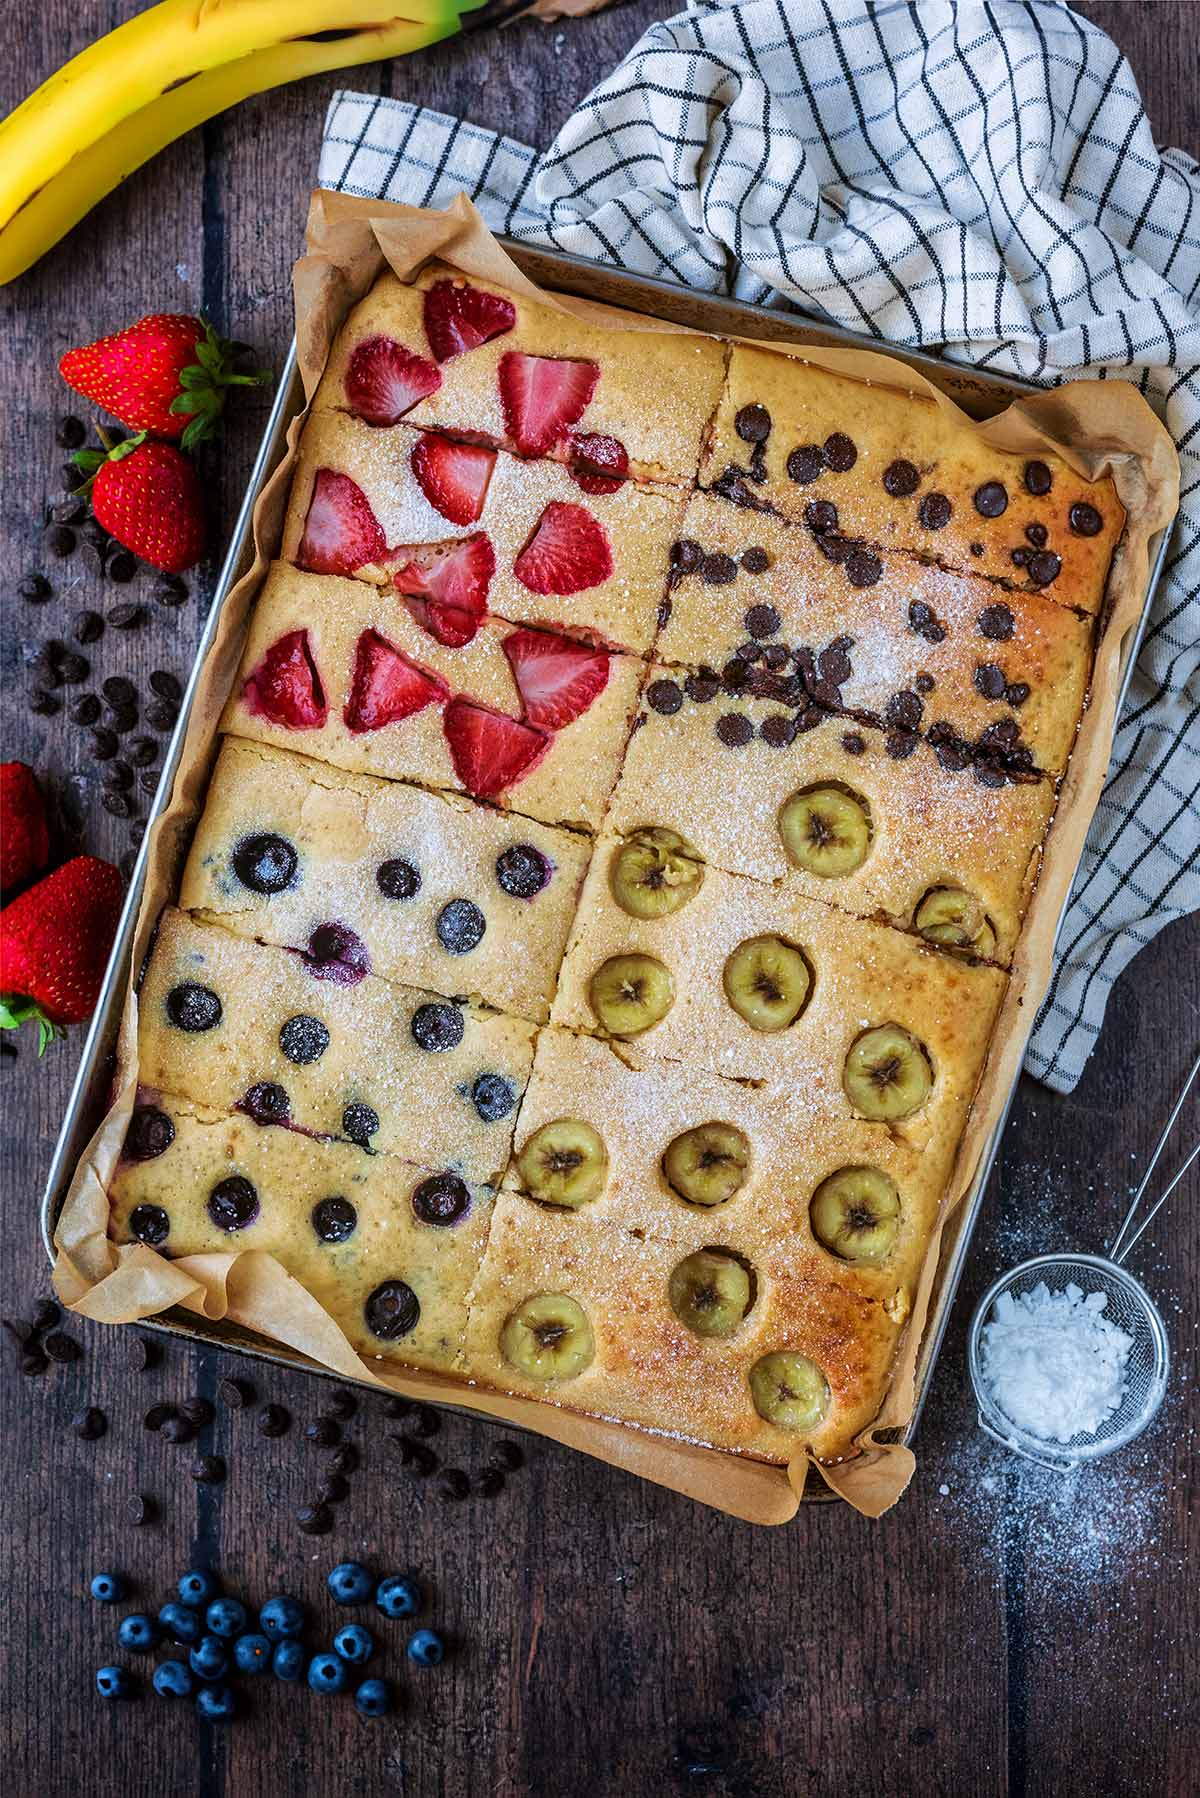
[2,5,1197,1794]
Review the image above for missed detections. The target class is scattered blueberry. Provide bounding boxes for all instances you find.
[411,1172,471,1228]
[206,1175,259,1232]
[178,1569,216,1607]
[311,1195,358,1244]
[376,856,421,900]
[95,1665,135,1700]
[205,1597,247,1639]
[307,1652,349,1695]
[364,1279,420,1341]
[407,1628,445,1667]
[165,981,222,1033]
[195,1682,237,1721]
[279,1011,330,1065]
[158,1602,203,1646]
[436,897,486,955]
[90,1572,125,1604]
[153,1660,195,1699]
[375,1575,421,1620]
[233,1633,272,1675]
[341,1102,379,1148]
[495,843,550,898]
[327,1561,374,1606]
[333,1623,375,1665]
[189,1637,229,1682]
[232,832,298,895]
[471,1072,516,1123]
[259,1595,305,1641]
[272,1638,308,1683]
[410,1001,464,1053]
[354,1677,392,1718]
[117,1614,160,1653]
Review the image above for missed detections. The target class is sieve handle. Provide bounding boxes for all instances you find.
[976,1413,1085,1474]
[1109,1048,1200,1263]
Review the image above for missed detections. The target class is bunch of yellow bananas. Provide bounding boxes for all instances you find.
[0,0,486,285]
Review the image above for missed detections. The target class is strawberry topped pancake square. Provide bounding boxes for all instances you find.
[311,261,728,485]
[280,413,684,656]
[223,564,646,831]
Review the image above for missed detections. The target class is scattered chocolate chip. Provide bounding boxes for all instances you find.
[127,1494,156,1526]
[102,675,136,707]
[885,729,920,760]
[477,1468,505,1498]
[918,492,952,530]
[845,548,882,588]
[43,1330,82,1363]
[57,652,89,685]
[1024,460,1052,496]
[47,525,77,557]
[712,468,764,509]
[129,736,157,767]
[28,689,60,716]
[700,551,738,585]
[108,552,138,585]
[816,638,853,685]
[823,431,857,472]
[315,1473,349,1506]
[914,672,935,694]
[410,1405,441,1439]
[20,1348,49,1376]
[323,1391,358,1422]
[715,712,753,747]
[191,1454,227,1485]
[734,642,762,665]
[218,1377,253,1409]
[149,670,182,705]
[974,663,1007,700]
[974,762,1008,789]
[50,496,86,526]
[180,1395,214,1429]
[1069,501,1103,537]
[154,576,189,607]
[160,1413,196,1445]
[759,713,796,747]
[841,731,865,755]
[19,573,52,603]
[305,1418,341,1447]
[440,1468,470,1501]
[935,739,970,773]
[107,704,138,736]
[804,498,838,535]
[256,1402,291,1439]
[735,403,771,443]
[102,790,132,819]
[978,603,1015,641]
[763,644,790,671]
[489,1441,524,1472]
[886,691,924,731]
[108,602,143,629]
[980,718,1021,752]
[396,1438,438,1478]
[1005,681,1031,708]
[327,1443,359,1478]
[146,699,178,732]
[69,694,101,726]
[646,679,682,715]
[73,610,104,645]
[128,822,146,847]
[56,414,86,450]
[125,1335,157,1372]
[138,772,159,796]
[970,541,984,556]
[786,444,823,485]
[143,1403,174,1432]
[80,542,107,578]
[103,762,134,792]
[72,1406,107,1441]
[1011,547,1029,567]
[740,546,770,574]
[89,727,118,761]
[744,602,781,640]
[296,1502,333,1535]
[32,1299,60,1332]
[684,669,720,704]
[384,1395,414,1421]
[670,538,703,575]
[1025,522,1048,547]
[796,704,824,734]
[883,458,920,497]
[1026,549,1061,586]
[721,658,750,695]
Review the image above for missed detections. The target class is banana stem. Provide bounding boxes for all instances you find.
[0,15,460,285]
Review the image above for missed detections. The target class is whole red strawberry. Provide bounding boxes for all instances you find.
[0,855,123,1053]
[0,762,50,893]
[59,313,268,449]
[76,434,205,572]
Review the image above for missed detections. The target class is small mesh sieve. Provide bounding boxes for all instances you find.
[967,1049,1197,1473]
[967,1253,1169,1472]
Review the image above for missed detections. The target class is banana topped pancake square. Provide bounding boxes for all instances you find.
[109,1101,494,1371]
[139,909,534,1186]
[457,1194,903,1464]
[312,261,729,485]
[700,344,1122,614]
[503,1028,944,1317]
[179,739,591,1024]
[657,491,1091,776]
[280,413,685,656]
[608,693,1055,965]
[222,564,645,832]
[551,826,1007,1170]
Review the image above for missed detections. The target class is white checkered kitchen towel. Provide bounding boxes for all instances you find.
[319,0,1200,1092]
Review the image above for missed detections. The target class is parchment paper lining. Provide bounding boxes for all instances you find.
[51,192,1179,1525]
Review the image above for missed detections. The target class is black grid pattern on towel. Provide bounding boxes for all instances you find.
[319,0,1199,1093]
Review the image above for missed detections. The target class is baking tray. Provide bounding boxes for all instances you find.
[39,242,1171,1495]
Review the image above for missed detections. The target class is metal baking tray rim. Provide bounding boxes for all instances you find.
[38,241,1171,1498]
